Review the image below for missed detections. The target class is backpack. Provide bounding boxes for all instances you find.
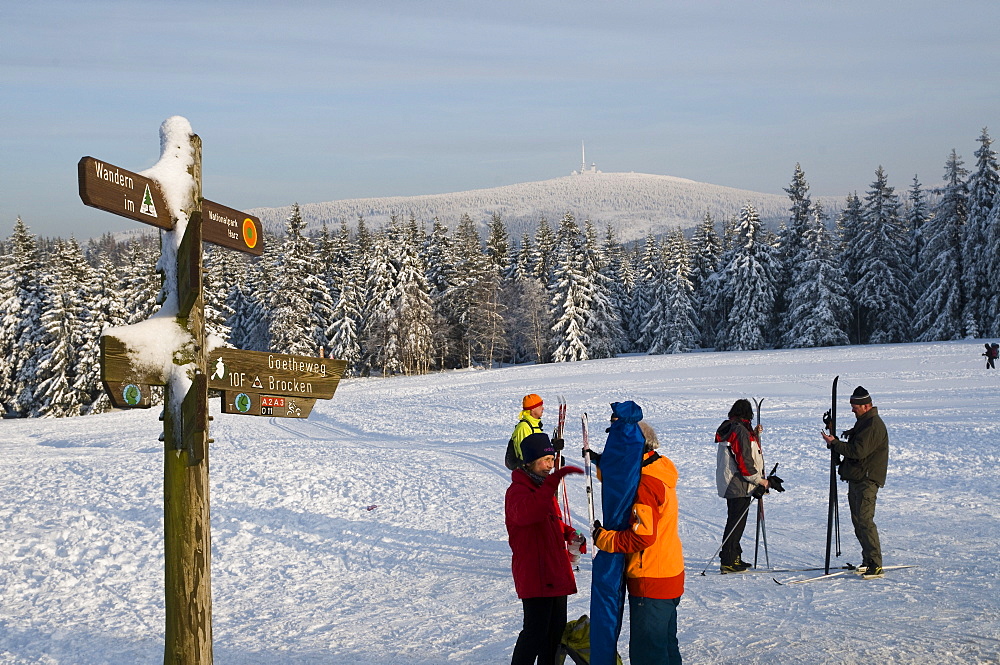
[504,417,543,470]
[557,614,623,665]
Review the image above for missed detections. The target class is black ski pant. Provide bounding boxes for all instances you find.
[511,595,567,665]
[721,496,752,565]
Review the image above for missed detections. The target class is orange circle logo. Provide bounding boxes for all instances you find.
[243,218,258,248]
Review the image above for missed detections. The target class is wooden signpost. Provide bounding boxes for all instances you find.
[79,121,344,665]
[78,156,173,230]
[207,349,347,400]
[201,199,263,256]
[222,392,317,418]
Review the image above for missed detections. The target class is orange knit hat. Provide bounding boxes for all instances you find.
[522,394,543,410]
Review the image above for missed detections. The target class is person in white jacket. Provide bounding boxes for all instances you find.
[714,399,768,573]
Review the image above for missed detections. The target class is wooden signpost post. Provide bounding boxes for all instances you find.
[79,120,343,665]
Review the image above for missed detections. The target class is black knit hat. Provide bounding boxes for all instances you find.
[850,386,872,406]
[519,432,555,465]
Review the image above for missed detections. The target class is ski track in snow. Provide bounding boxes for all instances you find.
[1,340,999,663]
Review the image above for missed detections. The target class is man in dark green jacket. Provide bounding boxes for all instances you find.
[821,386,889,578]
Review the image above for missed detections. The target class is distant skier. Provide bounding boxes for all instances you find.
[821,386,889,579]
[505,432,583,665]
[715,399,769,573]
[505,394,564,470]
[593,413,685,665]
[983,343,998,369]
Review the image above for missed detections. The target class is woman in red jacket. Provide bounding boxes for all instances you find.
[505,432,583,665]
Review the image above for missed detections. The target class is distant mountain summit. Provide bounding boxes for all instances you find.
[250,172,844,240]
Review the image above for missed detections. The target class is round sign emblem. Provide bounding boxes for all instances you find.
[242,218,258,249]
[122,383,142,406]
[234,392,253,413]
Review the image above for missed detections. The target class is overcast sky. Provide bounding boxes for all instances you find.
[2,0,999,240]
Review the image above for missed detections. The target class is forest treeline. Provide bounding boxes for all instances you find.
[2,129,998,418]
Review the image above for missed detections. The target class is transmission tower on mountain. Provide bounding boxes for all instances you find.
[572,141,601,175]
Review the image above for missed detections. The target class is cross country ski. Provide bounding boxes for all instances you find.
[773,565,917,585]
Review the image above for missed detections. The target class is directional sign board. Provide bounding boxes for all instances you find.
[222,391,316,418]
[104,381,153,409]
[101,335,167,386]
[202,200,263,256]
[207,349,346,400]
[78,156,173,230]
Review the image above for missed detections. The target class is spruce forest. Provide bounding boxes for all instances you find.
[2,130,999,418]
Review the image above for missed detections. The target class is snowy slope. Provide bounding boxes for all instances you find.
[250,172,847,240]
[1,340,998,664]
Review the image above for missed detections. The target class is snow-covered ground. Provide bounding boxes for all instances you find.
[1,340,998,664]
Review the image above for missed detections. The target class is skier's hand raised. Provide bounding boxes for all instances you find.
[551,465,583,481]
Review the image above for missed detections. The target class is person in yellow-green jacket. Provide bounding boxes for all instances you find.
[505,394,564,470]
[593,420,685,665]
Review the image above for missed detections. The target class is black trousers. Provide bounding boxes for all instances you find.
[721,496,752,565]
[511,595,568,665]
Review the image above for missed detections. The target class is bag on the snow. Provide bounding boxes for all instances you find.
[556,614,623,665]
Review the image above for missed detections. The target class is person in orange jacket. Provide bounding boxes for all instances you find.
[593,420,684,665]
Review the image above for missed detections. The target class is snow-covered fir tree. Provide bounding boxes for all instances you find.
[328,277,363,376]
[631,234,662,352]
[32,248,78,417]
[656,229,700,354]
[914,150,968,341]
[962,129,998,336]
[533,217,557,284]
[851,167,912,344]
[689,213,722,348]
[268,203,321,356]
[780,203,852,348]
[390,220,434,374]
[717,203,779,351]
[963,128,999,336]
[485,212,510,277]
[776,164,813,339]
[0,218,46,416]
[422,217,458,369]
[509,232,536,282]
[120,240,162,324]
[581,219,624,359]
[202,246,234,345]
[360,226,402,375]
[836,192,864,342]
[548,213,591,362]
[906,175,931,288]
[226,282,270,352]
[602,223,636,353]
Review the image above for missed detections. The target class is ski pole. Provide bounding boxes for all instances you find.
[582,413,596,527]
[754,462,778,568]
[699,496,759,576]
[759,498,771,569]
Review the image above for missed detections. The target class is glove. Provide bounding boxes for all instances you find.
[592,520,604,542]
[551,465,583,481]
[767,474,785,492]
[551,437,565,452]
[751,484,767,498]
[568,529,588,564]
[583,449,602,466]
